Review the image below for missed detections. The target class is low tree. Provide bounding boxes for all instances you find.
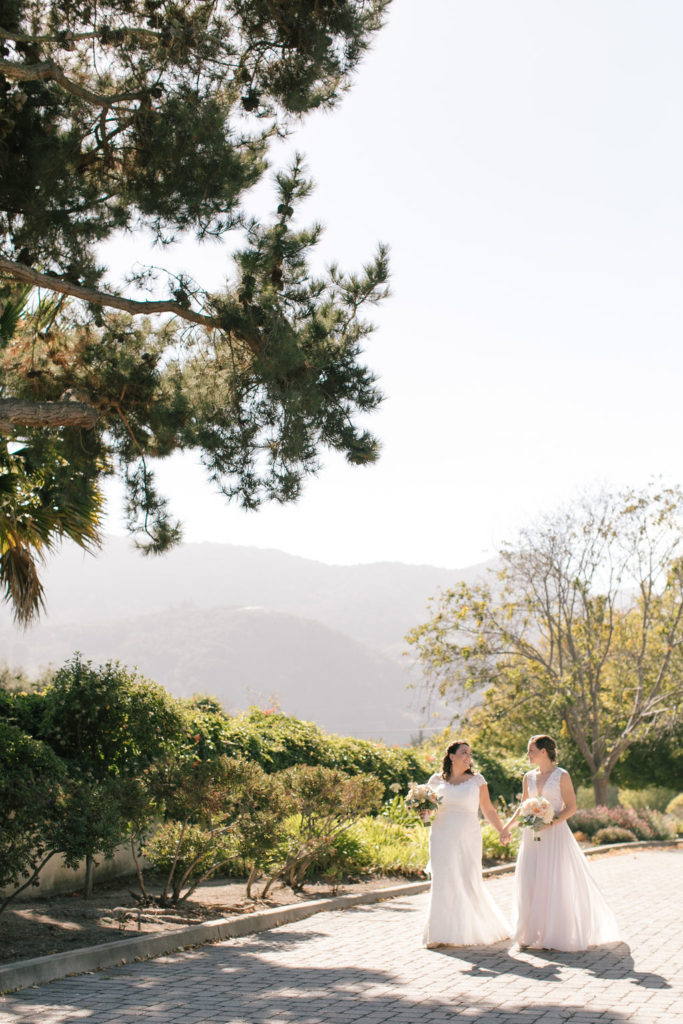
[142,753,273,905]
[38,654,189,896]
[407,486,683,805]
[0,1,392,620]
[0,719,68,911]
[261,765,383,896]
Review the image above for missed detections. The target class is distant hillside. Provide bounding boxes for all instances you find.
[0,538,494,740]
[1,605,428,740]
[0,537,492,650]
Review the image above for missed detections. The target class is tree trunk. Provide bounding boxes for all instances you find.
[592,772,611,807]
[245,864,258,900]
[84,854,95,899]
[130,837,149,902]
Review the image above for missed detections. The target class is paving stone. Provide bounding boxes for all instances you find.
[0,850,681,1024]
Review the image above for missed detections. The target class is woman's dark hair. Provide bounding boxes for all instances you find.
[441,740,475,779]
[530,734,558,762]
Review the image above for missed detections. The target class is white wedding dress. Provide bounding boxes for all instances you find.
[423,772,510,947]
[513,768,620,951]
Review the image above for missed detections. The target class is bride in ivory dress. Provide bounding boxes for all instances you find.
[505,734,620,951]
[422,741,511,948]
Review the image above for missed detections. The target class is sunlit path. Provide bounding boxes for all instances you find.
[1,850,680,1024]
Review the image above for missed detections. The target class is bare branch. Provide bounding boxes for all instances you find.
[0,259,218,331]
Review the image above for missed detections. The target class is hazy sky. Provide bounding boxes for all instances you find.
[104,0,683,569]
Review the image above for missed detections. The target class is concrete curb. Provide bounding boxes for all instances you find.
[1,839,680,994]
[0,880,429,993]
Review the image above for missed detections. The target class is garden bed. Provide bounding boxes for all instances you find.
[0,873,418,965]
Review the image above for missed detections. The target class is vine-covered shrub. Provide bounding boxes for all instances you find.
[187,705,430,799]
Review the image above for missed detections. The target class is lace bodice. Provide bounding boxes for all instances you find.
[526,767,566,813]
[428,772,486,814]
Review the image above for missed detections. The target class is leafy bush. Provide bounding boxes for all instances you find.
[143,754,278,904]
[618,787,678,812]
[261,766,384,895]
[569,806,675,841]
[481,823,520,863]
[0,720,68,907]
[303,827,374,882]
[592,827,638,845]
[665,793,683,822]
[188,706,430,799]
[144,821,238,879]
[636,807,677,840]
[575,785,619,809]
[346,816,429,877]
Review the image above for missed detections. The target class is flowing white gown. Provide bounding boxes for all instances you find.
[513,768,620,951]
[423,772,510,947]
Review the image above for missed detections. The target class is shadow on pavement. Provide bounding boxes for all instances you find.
[0,936,638,1024]
[528,942,671,989]
[432,939,670,990]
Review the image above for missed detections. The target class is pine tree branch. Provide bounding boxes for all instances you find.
[0,27,160,46]
[0,399,98,431]
[0,259,218,330]
[0,58,149,107]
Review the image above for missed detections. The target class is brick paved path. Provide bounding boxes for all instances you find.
[1,849,680,1024]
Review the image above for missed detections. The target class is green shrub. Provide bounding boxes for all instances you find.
[575,785,619,809]
[144,821,238,879]
[304,828,374,881]
[187,706,430,800]
[481,823,520,863]
[261,766,384,896]
[618,787,678,812]
[665,793,683,822]
[592,826,638,845]
[346,816,429,877]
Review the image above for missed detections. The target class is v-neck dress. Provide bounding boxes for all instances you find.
[512,768,620,950]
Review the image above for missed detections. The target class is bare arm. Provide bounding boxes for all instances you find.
[553,771,578,825]
[479,783,510,843]
[504,774,529,831]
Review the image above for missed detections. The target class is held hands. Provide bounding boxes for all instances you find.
[498,827,511,845]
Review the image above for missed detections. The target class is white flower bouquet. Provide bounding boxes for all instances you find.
[519,796,555,840]
[405,782,442,825]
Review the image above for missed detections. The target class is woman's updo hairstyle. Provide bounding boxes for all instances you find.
[530,733,558,762]
[441,740,475,779]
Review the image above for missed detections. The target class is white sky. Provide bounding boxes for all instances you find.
[103,0,683,569]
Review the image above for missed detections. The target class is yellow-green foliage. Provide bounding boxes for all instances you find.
[346,817,429,877]
[481,823,520,863]
[665,793,683,827]
[618,787,678,812]
[575,785,619,809]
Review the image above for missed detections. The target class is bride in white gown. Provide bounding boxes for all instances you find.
[423,741,511,948]
[506,734,620,951]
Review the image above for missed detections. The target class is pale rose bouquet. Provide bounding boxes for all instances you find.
[405,782,442,826]
[519,796,555,840]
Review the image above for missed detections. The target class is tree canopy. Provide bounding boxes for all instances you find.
[407,485,683,804]
[0,0,391,621]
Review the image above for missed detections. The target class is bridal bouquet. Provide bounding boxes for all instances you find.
[405,782,442,825]
[519,796,555,840]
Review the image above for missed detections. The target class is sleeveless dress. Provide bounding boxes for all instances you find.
[513,768,620,951]
[423,772,510,947]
